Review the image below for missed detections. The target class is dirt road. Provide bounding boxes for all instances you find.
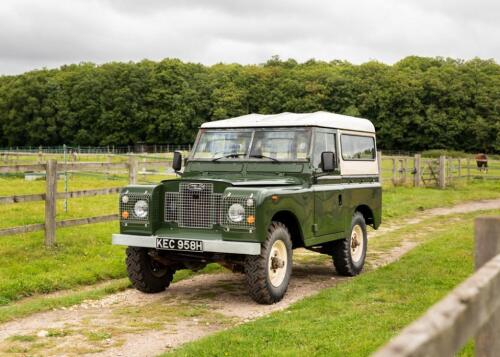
[1,198,499,356]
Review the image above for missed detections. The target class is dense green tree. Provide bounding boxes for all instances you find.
[0,56,498,153]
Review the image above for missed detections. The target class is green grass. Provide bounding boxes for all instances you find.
[167,211,495,356]
[0,279,130,323]
[382,180,500,220]
[0,222,125,305]
[0,173,498,325]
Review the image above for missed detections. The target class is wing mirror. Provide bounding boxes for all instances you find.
[321,151,336,172]
[172,151,182,172]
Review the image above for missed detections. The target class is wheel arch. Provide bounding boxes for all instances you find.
[354,204,375,227]
[271,210,305,249]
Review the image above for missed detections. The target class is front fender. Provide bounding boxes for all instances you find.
[252,186,313,243]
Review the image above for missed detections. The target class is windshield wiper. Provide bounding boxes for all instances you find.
[249,154,280,162]
[212,153,246,162]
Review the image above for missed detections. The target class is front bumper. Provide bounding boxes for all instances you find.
[112,234,261,255]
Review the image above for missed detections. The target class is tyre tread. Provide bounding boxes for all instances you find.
[332,212,367,277]
[126,247,174,293]
[245,222,291,304]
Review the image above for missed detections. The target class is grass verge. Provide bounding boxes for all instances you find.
[0,264,225,324]
[0,177,498,323]
[382,179,500,220]
[166,211,499,356]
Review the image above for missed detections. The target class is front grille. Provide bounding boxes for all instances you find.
[164,182,255,230]
[164,183,222,228]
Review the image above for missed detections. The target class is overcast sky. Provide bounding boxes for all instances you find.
[0,0,498,75]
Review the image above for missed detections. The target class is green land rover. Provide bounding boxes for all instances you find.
[112,111,382,304]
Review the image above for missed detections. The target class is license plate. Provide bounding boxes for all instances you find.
[156,238,204,252]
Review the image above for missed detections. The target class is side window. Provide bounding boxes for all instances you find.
[341,135,376,160]
[313,132,336,169]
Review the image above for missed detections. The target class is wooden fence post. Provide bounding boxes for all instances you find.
[392,158,396,184]
[403,158,408,184]
[467,157,471,182]
[106,155,112,179]
[128,156,137,184]
[44,159,57,247]
[413,154,421,187]
[446,157,454,182]
[377,151,382,185]
[439,155,446,189]
[475,216,500,357]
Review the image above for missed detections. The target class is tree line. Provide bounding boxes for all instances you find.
[0,56,498,152]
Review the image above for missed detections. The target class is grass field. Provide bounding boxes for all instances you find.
[166,210,498,356]
[0,172,499,327]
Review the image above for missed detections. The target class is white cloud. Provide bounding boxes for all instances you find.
[0,0,498,74]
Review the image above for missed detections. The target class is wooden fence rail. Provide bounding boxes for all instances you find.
[0,160,170,174]
[0,223,46,237]
[373,216,500,357]
[0,214,119,238]
[0,187,122,205]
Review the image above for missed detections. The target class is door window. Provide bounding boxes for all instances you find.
[313,131,336,169]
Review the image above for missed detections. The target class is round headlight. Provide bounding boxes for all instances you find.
[228,203,245,223]
[121,195,129,204]
[133,200,149,218]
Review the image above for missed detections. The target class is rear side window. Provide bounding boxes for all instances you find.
[341,134,375,160]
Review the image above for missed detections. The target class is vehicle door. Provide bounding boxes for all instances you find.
[312,129,344,236]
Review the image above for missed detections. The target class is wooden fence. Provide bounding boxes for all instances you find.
[0,157,172,246]
[380,154,500,188]
[373,216,500,357]
[1,151,499,245]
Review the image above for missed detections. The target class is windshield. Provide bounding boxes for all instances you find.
[192,128,311,161]
[192,131,252,159]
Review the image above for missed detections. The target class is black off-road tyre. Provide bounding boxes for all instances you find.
[244,222,293,304]
[332,212,367,276]
[126,247,175,293]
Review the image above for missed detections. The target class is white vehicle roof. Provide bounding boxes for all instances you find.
[201,111,375,133]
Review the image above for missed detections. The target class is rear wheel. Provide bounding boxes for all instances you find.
[126,247,175,293]
[332,212,367,276]
[244,222,293,304]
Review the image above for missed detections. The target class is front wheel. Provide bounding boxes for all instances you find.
[244,222,293,304]
[332,212,367,276]
[126,247,175,293]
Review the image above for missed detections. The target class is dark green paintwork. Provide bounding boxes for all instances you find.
[119,148,382,249]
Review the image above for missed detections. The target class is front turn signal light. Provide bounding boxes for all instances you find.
[122,211,129,219]
[247,215,255,224]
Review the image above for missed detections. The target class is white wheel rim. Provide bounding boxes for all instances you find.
[268,240,288,287]
[350,224,364,263]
